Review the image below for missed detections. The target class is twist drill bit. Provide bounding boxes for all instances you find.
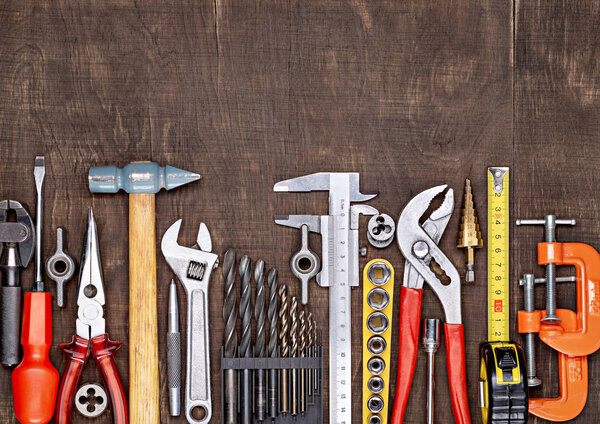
[278,284,290,414]
[314,321,320,392]
[239,255,253,424]
[307,312,313,397]
[299,309,306,414]
[457,178,483,282]
[254,259,267,422]
[222,249,237,424]
[267,269,279,419]
[290,296,299,417]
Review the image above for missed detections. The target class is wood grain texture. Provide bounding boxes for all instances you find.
[0,1,596,423]
[129,193,159,423]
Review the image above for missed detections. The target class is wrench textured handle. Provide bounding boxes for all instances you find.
[186,288,212,423]
[56,335,90,424]
[1,285,21,366]
[390,286,422,424]
[92,334,128,424]
[445,323,471,424]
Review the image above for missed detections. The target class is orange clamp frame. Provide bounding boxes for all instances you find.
[519,309,588,422]
[537,242,600,357]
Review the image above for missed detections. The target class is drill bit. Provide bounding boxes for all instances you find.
[290,296,298,417]
[239,255,253,424]
[307,312,313,397]
[222,249,237,424]
[278,284,289,414]
[299,309,306,414]
[457,178,483,283]
[314,320,320,392]
[254,259,267,422]
[267,269,279,420]
[167,279,181,416]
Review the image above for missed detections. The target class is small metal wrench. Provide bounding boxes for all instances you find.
[161,219,218,424]
[46,227,76,307]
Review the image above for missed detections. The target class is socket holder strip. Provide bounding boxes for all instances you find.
[220,347,323,423]
[362,259,395,423]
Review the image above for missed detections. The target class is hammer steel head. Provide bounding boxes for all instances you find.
[88,162,201,194]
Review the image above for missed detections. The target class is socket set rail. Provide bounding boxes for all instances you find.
[220,347,323,423]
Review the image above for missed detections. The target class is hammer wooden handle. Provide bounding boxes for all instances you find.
[129,193,160,423]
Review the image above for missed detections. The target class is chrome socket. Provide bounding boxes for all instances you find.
[367,262,392,286]
[367,376,384,394]
[368,415,382,424]
[367,395,384,413]
[367,288,390,311]
[367,336,386,355]
[366,312,389,335]
[367,357,385,375]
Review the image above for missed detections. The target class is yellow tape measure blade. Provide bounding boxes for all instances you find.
[487,167,509,342]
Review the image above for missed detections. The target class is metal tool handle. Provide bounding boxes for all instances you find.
[1,267,21,366]
[186,288,212,423]
[390,286,422,424]
[445,323,471,424]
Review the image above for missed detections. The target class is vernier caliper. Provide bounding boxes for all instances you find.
[274,172,378,424]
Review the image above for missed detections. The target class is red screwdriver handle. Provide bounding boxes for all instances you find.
[445,323,471,424]
[55,335,91,424]
[390,286,423,424]
[12,292,59,424]
[91,334,128,424]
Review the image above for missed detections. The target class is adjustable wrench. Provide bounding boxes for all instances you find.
[161,219,218,424]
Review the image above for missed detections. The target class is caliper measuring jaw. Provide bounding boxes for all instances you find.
[274,172,378,424]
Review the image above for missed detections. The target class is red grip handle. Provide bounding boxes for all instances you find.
[12,292,59,424]
[55,335,91,424]
[91,334,128,424]
[445,323,471,424]
[390,286,423,424]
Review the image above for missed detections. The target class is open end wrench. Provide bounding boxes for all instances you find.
[161,219,218,424]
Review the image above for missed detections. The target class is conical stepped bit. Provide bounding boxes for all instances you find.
[456,178,483,282]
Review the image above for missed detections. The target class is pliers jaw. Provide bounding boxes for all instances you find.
[0,200,35,267]
[75,208,106,339]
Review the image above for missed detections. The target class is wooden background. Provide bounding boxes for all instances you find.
[0,1,599,423]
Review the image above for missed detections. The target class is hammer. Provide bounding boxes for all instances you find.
[88,162,200,423]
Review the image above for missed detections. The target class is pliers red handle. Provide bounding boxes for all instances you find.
[56,334,127,424]
[392,185,471,424]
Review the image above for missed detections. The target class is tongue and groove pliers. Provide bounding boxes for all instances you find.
[391,185,471,424]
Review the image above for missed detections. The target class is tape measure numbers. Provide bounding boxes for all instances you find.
[480,167,528,424]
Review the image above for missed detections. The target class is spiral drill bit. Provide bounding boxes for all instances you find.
[457,178,483,282]
[278,284,290,414]
[222,249,237,424]
[239,255,253,424]
[254,259,267,422]
[267,269,279,419]
[290,296,299,416]
[307,312,313,397]
[299,309,307,414]
[313,319,319,392]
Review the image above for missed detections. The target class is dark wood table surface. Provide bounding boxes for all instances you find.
[1,1,599,423]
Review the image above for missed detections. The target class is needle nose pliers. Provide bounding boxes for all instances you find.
[55,208,127,424]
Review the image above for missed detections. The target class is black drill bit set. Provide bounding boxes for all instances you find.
[220,249,323,424]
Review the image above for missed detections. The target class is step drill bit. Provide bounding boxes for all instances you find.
[239,255,253,424]
[307,312,313,397]
[222,249,238,424]
[290,296,299,417]
[254,259,267,422]
[278,284,290,414]
[299,309,306,414]
[457,178,483,282]
[167,279,181,416]
[267,269,279,420]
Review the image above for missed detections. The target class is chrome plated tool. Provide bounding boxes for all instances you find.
[161,219,219,424]
[167,279,181,416]
[274,172,378,423]
[46,227,76,307]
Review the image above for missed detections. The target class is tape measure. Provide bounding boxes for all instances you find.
[479,167,528,424]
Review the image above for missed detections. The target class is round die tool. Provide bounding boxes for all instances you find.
[46,227,76,307]
[290,224,320,305]
[75,383,108,418]
[367,214,396,248]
